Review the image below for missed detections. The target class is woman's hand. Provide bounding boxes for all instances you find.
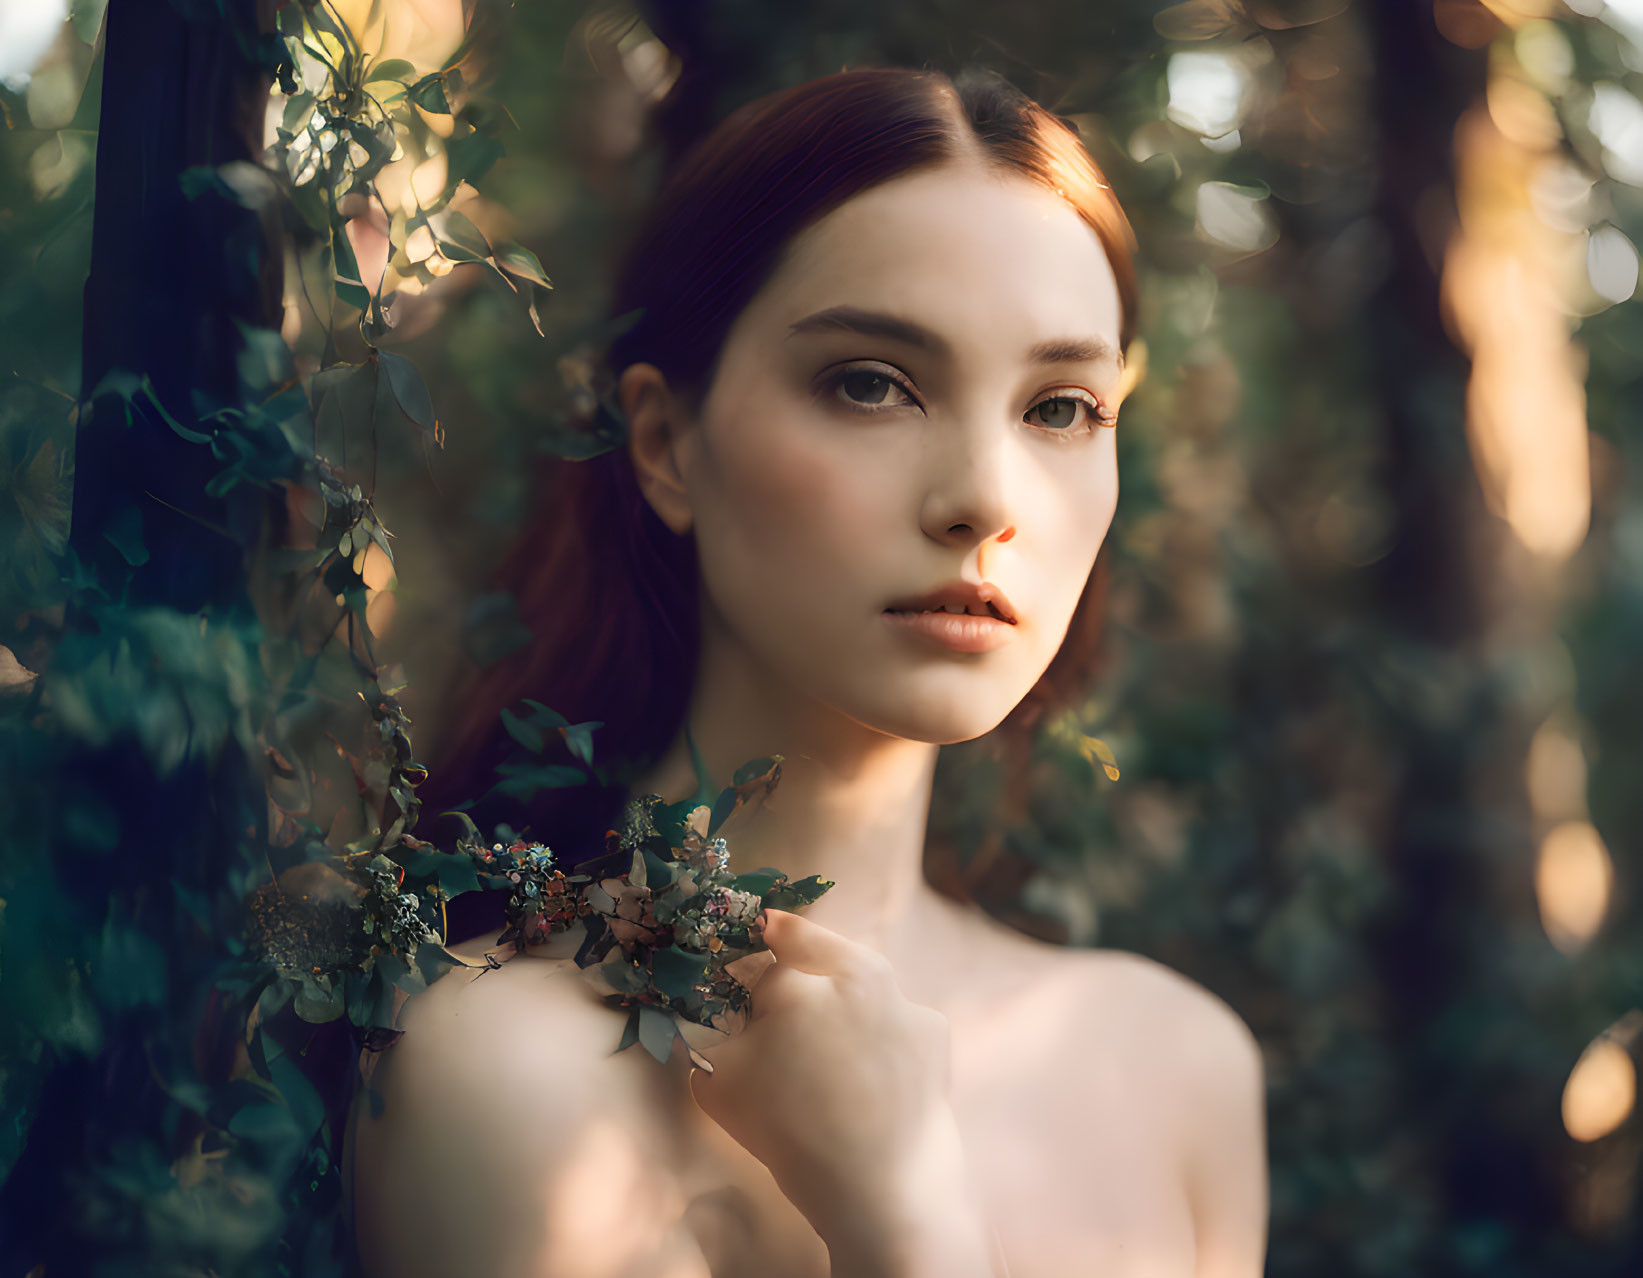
[688,909,974,1258]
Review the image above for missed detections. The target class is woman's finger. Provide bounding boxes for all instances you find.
[745,961,827,1022]
[721,948,776,993]
[759,908,881,977]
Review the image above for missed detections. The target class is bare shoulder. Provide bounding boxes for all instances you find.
[1014,936,1264,1148]
[349,953,700,1278]
[1053,945,1268,1278]
[950,899,1258,1057]
[1079,948,1261,1082]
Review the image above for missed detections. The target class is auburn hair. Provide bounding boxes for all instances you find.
[421,64,1138,934]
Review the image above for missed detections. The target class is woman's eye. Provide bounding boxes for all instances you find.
[822,367,1115,435]
[1026,395,1115,435]
[828,367,915,412]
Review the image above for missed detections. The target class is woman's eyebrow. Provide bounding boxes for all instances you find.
[786,305,1122,370]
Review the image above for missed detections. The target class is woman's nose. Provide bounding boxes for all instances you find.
[917,416,1018,549]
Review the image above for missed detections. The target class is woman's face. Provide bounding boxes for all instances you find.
[657,160,1124,745]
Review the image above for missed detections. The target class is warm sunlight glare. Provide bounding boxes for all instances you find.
[360,542,397,592]
[1562,1032,1637,1143]
[1534,820,1613,955]
[365,587,398,639]
[1478,0,1564,23]
[1166,50,1250,139]
[0,0,65,91]
[1441,99,1591,562]
[535,1117,694,1276]
[330,0,466,73]
[1526,719,1587,821]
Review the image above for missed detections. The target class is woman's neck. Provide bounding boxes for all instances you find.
[625,621,954,958]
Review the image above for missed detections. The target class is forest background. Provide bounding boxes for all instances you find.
[0,0,1639,1274]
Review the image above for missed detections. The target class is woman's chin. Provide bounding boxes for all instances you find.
[852,700,1020,747]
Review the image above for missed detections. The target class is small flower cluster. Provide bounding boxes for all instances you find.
[244,755,831,1070]
[472,838,586,948]
[673,883,764,952]
[564,791,833,1064]
[361,859,433,956]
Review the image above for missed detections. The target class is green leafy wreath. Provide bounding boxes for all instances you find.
[242,732,832,1083]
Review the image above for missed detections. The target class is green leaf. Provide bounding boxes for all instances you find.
[732,756,782,787]
[637,1006,677,1064]
[499,705,544,753]
[520,698,569,727]
[446,129,504,187]
[235,322,294,392]
[408,74,450,113]
[524,286,549,337]
[365,58,416,84]
[379,950,428,996]
[331,218,371,311]
[493,241,551,289]
[641,846,676,889]
[613,1007,641,1054]
[377,350,434,431]
[732,870,782,898]
[294,973,345,1023]
[267,1052,326,1138]
[282,91,316,134]
[205,467,247,499]
[346,967,379,1025]
[315,360,378,448]
[650,946,709,1001]
[257,979,294,1024]
[601,958,647,996]
[489,760,586,801]
[368,974,400,1028]
[400,843,481,898]
[415,943,462,987]
[229,1102,298,1143]
[708,787,739,838]
[179,164,228,202]
[435,209,492,263]
[70,0,107,46]
[365,516,397,565]
[559,720,601,768]
[765,874,834,911]
[435,808,483,845]
[129,375,211,443]
[301,0,343,44]
[436,851,481,897]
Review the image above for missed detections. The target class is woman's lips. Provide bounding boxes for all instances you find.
[882,608,1018,654]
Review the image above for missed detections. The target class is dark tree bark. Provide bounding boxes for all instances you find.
[2,1,285,1268]
[72,0,284,613]
[1364,0,1567,1256]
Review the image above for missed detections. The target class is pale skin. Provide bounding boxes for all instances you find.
[348,152,1268,1277]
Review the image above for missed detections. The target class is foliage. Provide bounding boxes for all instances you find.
[0,0,594,1270]
[2,0,1641,1275]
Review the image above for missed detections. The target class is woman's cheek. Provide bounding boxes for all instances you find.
[702,426,871,647]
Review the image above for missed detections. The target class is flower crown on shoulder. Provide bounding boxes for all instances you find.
[244,744,830,1075]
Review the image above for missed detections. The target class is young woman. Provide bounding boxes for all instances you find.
[348,65,1268,1278]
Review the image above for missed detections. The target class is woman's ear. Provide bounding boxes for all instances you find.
[620,362,696,536]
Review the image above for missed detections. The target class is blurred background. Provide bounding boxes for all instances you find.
[2,0,1640,1273]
